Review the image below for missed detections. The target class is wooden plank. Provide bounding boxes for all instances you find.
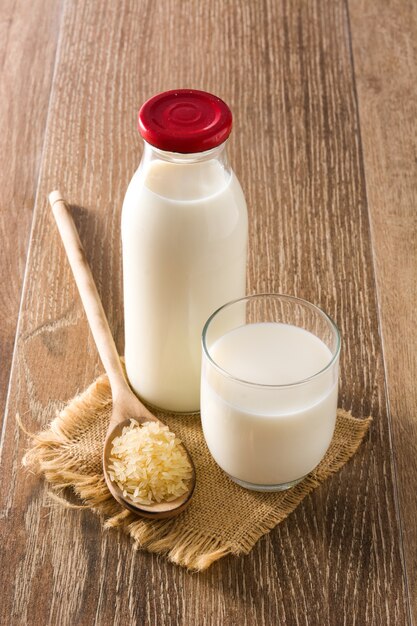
[348,0,417,618]
[0,0,63,427]
[0,0,409,624]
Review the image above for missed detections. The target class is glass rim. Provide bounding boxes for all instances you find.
[201,293,341,389]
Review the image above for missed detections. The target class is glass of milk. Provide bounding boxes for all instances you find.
[201,294,341,491]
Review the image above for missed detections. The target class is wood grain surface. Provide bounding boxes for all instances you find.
[0,0,414,624]
[349,0,417,618]
[0,0,63,427]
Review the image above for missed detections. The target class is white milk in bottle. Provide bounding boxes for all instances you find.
[122,90,248,412]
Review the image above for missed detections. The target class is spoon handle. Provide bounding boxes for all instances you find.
[48,190,128,398]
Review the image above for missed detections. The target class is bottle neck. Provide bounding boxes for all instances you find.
[139,140,232,201]
[142,140,230,169]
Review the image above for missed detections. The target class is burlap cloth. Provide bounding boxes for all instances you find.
[23,373,371,571]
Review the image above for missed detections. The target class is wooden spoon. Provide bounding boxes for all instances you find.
[49,191,196,519]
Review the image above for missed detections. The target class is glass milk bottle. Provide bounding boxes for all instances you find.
[121,89,248,412]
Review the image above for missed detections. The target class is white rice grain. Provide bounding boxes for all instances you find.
[108,420,192,505]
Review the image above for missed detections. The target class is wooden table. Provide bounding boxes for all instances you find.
[1,1,415,624]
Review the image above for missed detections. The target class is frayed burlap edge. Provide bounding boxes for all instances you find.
[21,373,372,571]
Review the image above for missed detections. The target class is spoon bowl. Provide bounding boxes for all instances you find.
[103,417,196,519]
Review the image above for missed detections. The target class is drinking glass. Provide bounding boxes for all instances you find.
[201,294,341,491]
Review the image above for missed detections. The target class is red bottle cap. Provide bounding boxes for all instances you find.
[138,89,233,154]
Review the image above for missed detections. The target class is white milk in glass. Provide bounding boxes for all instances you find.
[122,157,247,412]
[201,322,339,487]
